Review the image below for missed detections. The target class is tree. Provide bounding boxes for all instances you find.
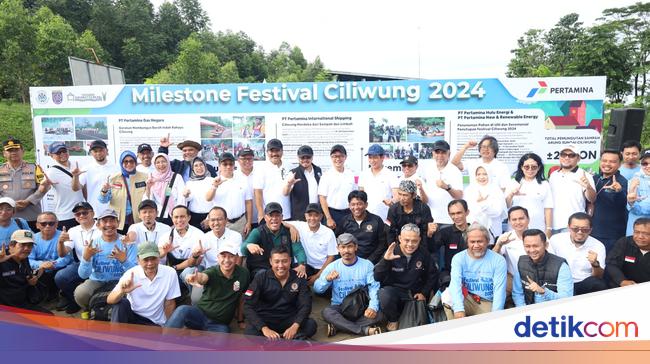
[36,0,92,33]
[545,13,585,74]
[507,29,548,77]
[73,29,112,64]
[0,0,37,102]
[146,32,220,84]
[219,61,241,83]
[155,1,191,63]
[33,7,78,86]
[175,0,209,32]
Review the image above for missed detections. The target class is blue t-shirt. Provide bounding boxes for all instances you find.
[449,249,507,313]
[0,218,30,246]
[78,236,137,282]
[313,257,380,312]
[29,230,72,270]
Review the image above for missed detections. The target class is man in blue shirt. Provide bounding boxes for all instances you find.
[314,233,383,337]
[0,197,30,246]
[512,229,573,307]
[444,223,507,320]
[591,150,628,252]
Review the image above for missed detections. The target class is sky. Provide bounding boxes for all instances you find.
[152,0,638,79]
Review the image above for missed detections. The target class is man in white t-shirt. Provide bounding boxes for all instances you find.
[235,148,258,226]
[548,212,607,295]
[451,135,510,190]
[253,139,291,220]
[422,140,463,225]
[73,140,119,213]
[492,206,530,306]
[41,142,85,230]
[548,145,596,234]
[135,143,155,175]
[284,203,337,285]
[199,207,243,269]
[318,144,357,230]
[157,205,204,279]
[358,144,398,221]
[125,199,172,247]
[284,145,322,221]
[107,242,180,326]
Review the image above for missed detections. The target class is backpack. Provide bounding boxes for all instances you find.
[340,286,370,321]
[88,281,117,321]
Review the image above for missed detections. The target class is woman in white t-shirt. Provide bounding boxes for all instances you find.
[465,164,507,242]
[144,153,185,225]
[506,153,553,235]
[183,157,214,231]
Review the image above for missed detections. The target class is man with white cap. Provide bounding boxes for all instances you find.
[165,244,250,333]
[358,144,398,222]
[0,197,30,245]
[548,145,596,234]
[107,242,180,326]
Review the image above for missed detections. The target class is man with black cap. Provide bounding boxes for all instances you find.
[107,242,180,326]
[241,202,307,278]
[358,143,398,221]
[124,199,172,247]
[283,145,322,221]
[0,230,51,314]
[205,152,253,237]
[55,201,99,313]
[386,180,435,245]
[236,148,259,227]
[73,139,119,214]
[318,144,357,229]
[254,139,291,221]
[1,137,46,231]
[40,142,85,230]
[421,140,463,227]
[136,143,155,174]
[158,135,217,182]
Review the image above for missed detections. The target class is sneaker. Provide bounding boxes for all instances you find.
[366,326,383,336]
[80,310,90,319]
[386,321,399,331]
[326,323,337,337]
[65,303,81,315]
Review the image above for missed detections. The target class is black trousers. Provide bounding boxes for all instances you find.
[574,276,607,295]
[243,317,317,340]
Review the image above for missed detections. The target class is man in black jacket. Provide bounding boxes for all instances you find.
[284,145,322,221]
[335,191,387,264]
[386,180,434,245]
[606,217,650,287]
[243,246,317,340]
[374,223,436,331]
[158,136,217,181]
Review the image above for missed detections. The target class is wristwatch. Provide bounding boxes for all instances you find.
[445,184,452,191]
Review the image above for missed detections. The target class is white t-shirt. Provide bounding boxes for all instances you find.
[116,264,180,325]
[548,233,606,282]
[235,169,258,223]
[79,161,120,214]
[290,221,337,269]
[127,221,172,246]
[548,168,595,230]
[47,163,85,220]
[185,178,215,214]
[253,161,291,219]
[199,228,243,268]
[465,158,511,189]
[144,176,186,219]
[506,179,553,231]
[317,168,357,210]
[422,163,463,224]
[304,168,319,204]
[211,175,252,219]
[157,225,204,260]
[464,183,507,239]
[63,224,101,258]
[497,231,526,275]
[136,164,155,175]
[358,167,398,221]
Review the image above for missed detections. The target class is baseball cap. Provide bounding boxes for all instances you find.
[137,143,153,153]
[89,140,107,150]
[218,245,239,256]
[432,140,450,151]
[399,179,417,194]
[330,144,347,156]
[400,156,418,165]
[72,201,93,213]
[3,138,22,151]
[297,145,314,157]
[11,230,35,244]
[336,233,358,246]
[48,142,67,154]
[137,242,160,259]
[0,197,16,208]
[642,149,650,160]
[305,203,322,214]
[560,145,579,155]
[238,148,255,157]
[177,140,202,151]
[219,152,235,163]
[267,139,283,150]
[97,208,118,220]
[138,199,157,211]
[264,202,283,215]
[365,144,385,156]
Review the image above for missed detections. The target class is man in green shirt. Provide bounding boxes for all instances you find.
[164,245,250,333]
[242,202,307,278]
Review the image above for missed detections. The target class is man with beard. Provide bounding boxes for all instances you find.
[335,191,387,264]
[386,180,434,245]
[125,200,172,247]
[107,242,180,326]
[136,143,155,174]
[591,150,628,252]
[254,139,291,221]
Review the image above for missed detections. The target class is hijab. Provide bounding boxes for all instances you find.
[189,157,208,181]
[119,151,137,178]
[151,153,175,207]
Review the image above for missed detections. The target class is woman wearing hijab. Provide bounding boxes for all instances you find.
[464,164,507,242]
[505,153,553,234]
[626,149,650,235]
[144,153,186,225]
[99,151,149,234]
[183,157,214,231]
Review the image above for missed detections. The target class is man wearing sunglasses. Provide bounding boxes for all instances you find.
[40,142,85,230]
[549,145,596,234]
[284,145,322,222]
[548,212,607,295]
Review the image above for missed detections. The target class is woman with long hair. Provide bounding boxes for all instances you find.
[506,153,553,235]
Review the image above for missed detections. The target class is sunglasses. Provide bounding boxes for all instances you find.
[122,159,136,165]
[74,210,91,217]
[522,165,539,171]
[569,227,591,233]
[54,150,69,155]
[38,221,57,227]
[560,152,577,158]
[641,162,649,167]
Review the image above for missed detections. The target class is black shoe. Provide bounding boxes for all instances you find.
[56,296,69,311]
[65,303,81,314]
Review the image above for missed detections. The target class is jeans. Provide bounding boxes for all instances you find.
[321,304,383,335]
[164,305,230,333]
[54,262,83,304]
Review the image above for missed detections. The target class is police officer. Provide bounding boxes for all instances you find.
[1,138,46,231]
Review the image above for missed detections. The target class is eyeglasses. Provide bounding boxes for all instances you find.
[402,164,415,168]
[38,221,57,227]
[74,210,91,217]
[569,227,591,233]
[221,162,234,167]
[0,206,13,212]
[642,162,650,167]
[122,159,136,165]
[522,164,539,171]
[560,152,577,158]
[299,156,313,160]
[55,150,69,155]
[633,230,650,237]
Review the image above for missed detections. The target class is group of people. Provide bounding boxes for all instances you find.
[1,133,649,341]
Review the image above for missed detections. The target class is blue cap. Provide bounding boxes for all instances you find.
[365,144,385,156]
[48,142,67,154]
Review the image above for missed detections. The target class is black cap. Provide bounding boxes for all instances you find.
[238,148,254,157]
[305,203,322,214]
[264,202,283,215]
[330,144,347,156]
[72,201,93,213]
[432,140,450,151]
[138,199,157,211]
[642,149,650,160]
[219,152,235,163]
[267,139,283,150]
[297,145,313,157]
[400,155,418,165]
[137,143,152,153]
[3,137,22,151]
[89,140,107,150]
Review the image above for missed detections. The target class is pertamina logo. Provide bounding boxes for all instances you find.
[526,81,548,98]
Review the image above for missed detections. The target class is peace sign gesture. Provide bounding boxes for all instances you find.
[120,271,142,294]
